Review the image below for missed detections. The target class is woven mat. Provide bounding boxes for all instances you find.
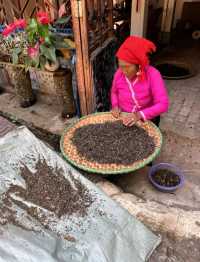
[61,113,162,175]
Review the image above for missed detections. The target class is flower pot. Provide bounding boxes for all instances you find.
[1,62,36,107]
[148,163,184,193]
[34,69,76,118]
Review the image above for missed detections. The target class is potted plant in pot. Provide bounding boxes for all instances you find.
[0,20,36,107]
[25,12,76,118]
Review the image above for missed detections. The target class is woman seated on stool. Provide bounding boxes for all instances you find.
[111,36,169,127]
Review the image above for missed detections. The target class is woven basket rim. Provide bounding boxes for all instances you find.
[60,112,163,175]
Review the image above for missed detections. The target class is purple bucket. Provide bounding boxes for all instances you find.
[148,163,184,192]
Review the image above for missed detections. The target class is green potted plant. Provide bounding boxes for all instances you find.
[25,11,59,70]
[1,12,75,116]
[25,11,76,118]
[1,19,36,107]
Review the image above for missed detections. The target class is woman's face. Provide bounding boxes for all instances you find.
[118,59,139,79]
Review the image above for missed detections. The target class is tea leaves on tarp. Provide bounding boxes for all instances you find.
[0,159,95,233]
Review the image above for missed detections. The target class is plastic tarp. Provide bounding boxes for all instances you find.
[0,126,161,262]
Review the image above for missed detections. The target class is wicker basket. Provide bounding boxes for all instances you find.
[61,112,163,175]
[35,69,76,118]
[0,62,36,107]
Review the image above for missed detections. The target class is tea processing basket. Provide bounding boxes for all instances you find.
[60,112,163,175]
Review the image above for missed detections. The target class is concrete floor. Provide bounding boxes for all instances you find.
[113,131,200,212]
[159,42,200,139]
[0,92,77,136]
[149,234,200,262]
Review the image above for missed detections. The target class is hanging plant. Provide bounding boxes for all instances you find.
[0,19,28,64]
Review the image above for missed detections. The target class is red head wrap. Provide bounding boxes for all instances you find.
[116,36,156,80]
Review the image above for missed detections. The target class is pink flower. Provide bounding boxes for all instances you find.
[39,37,44,44]
[28,43,39,59]
[36,11,50,25]
[2,23,16,37]
[14,19,26,29]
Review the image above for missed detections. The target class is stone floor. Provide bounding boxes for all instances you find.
[158,42,200,139]
[149,234,200,262]
[0,93,77,136]
[0,92,78,150]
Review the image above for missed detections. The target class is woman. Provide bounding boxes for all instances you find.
[111,36,169,127]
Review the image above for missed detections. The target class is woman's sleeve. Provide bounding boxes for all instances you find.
[111,72,119,109]
[139,68,169,120]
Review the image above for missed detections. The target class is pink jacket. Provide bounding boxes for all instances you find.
[111,65,169,120]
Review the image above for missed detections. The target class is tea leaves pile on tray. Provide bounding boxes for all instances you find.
[72,121,155,165]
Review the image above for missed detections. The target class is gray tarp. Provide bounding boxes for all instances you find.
[0,126,161,262]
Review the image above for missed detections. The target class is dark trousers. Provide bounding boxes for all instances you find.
[151,115,161,127]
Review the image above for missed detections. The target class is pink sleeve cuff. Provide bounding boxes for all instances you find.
[139,111,147,121]
[112,105,119,109]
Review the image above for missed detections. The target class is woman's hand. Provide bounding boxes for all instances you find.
[123,112,141,127]
[111,107,121,118]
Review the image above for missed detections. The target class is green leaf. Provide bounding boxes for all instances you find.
[26,19,39,43]
[24,56,31,72]
[38,24,49,38]
[35,56,40,68]
[27,18,38,31]
[52,35,69,48]
[40,45,56,62]
[48,25,54,31]
[54,16,71,25]
[12,52,18,64]
[26,30,37,44]
[56,42,69,49]
[15,48,22,55]
[44,36,51,45]
[39,55,46,70]
[12,48,22,64]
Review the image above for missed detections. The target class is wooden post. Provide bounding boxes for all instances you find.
[70,0,114,115]
[161,0,176,32]
[160,0,176,43]
[130,0,148,37]
[108,0,113,37]
[86,0,94,20]
[79,0,95,113]
[71,0,88,115]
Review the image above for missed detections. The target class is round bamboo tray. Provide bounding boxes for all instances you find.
[60,112,163,175]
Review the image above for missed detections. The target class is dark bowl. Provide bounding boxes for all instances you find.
[148,163,184,192]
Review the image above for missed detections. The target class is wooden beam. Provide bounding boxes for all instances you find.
[161,0,176,32]
[79,0,95,113]
[108,0,113,37]
[71,0,88,115]
[130,0,148,37]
